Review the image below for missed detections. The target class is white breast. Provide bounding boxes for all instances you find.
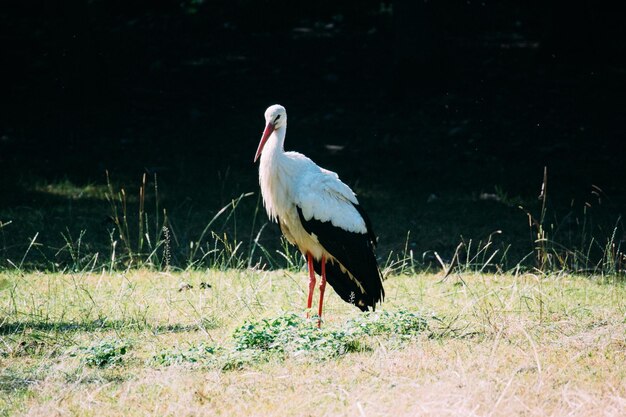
[259,145,323,258]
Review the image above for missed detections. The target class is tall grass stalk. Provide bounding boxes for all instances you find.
[186,192,253,269]
[16,233,40,272]
[104,172,173,270]
[518,168,624,277]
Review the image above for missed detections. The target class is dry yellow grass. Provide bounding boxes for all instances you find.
[1,269,625,416]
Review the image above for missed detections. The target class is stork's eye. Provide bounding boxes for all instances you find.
[274,115,281,123]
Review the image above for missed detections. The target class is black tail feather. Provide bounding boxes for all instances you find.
[312,258,382,312]
[297,205,385,312]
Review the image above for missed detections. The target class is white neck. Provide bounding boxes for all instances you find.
[258,124,288,221]
[260,125,287,163]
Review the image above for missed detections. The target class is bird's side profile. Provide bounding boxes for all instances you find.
[253,104,384,325]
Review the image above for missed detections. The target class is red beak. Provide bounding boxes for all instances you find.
[254,123,275,162]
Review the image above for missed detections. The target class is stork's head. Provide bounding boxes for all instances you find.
[254,104,287,162]
[265,104,287,129]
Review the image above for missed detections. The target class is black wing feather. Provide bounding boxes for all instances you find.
[297,204,384,311]
[352,202,377,248]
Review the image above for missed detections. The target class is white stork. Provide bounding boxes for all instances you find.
[253,104,384,324]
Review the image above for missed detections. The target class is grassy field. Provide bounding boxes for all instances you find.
[1,269,624,416]
[2,5,625,416]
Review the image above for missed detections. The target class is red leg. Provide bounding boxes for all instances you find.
[306,252,316,318]
[317,255,327,327]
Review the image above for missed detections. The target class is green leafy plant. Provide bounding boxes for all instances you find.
[233,313,303,352]
[232,311,429,362]
[347,310,429,337]
[153,343,218,366]
[79,339,130,368]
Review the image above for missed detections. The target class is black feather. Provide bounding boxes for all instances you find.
[297,205,384,311]
[311,259,370,311]
[352,202,377,248]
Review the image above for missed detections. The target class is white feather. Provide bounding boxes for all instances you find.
[258,116,367,260]
[293,154,365,233]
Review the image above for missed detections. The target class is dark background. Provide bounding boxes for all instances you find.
[1,0,624,271]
